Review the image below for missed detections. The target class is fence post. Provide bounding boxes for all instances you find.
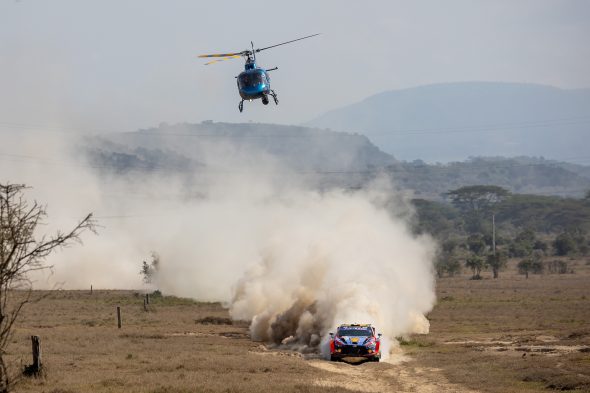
[146,293,150,305]
[143,298,148,312]
[90,285,93,295]
[116,306,122,328]
[31,335,41,373]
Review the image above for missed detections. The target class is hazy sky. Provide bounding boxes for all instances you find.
[1,0,589,132]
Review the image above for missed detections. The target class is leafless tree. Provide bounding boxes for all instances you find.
[140,251,160,284]
[0,183,95,391]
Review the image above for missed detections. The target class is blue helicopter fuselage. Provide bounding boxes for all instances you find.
[236,61,271,100]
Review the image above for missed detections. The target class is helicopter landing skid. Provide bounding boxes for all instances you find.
[270,90,279,105]
[239,100,244,113]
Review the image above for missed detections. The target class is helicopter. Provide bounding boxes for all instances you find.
[198,33,319,112]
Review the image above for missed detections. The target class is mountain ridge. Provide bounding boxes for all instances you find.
[83,121,590,198]
[306,82,590,163]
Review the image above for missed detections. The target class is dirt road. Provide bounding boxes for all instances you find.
[254,343,479,393]
[310,356,479,393]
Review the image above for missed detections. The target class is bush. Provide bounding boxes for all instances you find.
[509,241,532,258]
[554,233,576,256]
[465,255,485,279]
[517,259,532,278]
[533,240,548,252]
[531,249,544,274]
[517,248,544,278]
[531,260,544,274]
[445,259,462,277]
[151,290,163,297]
[579,242,589,256]
[547,260,568,274]
[487,251,507,279]
[467,234,487,255]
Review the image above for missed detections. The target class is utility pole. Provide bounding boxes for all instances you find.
[492,213,496,256]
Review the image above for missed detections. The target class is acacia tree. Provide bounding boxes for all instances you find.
[517,258,532,279]
[465,255,485,280]
[434,239,462,278]
[487,251,507,279]
[446,185,509,233]
[518,250,544,279]
[0,183,94,391]
[446,185,510,212]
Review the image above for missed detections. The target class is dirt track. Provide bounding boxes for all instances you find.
[308,358,479,393]
[252,343,479,393]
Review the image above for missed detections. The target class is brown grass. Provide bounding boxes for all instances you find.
[6,258,590,392]
[407,258,590,392]
[9,291,365,393]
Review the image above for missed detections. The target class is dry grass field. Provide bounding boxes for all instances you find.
[6,257,590,393]
[410,257,590,392]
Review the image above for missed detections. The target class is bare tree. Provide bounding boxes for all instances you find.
[0,183,95,391]
[140,251,160,284]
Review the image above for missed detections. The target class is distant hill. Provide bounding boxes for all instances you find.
[306,82,590,163]
[85,121,395,174]
[83,122,590,199]
[393,157,590,200]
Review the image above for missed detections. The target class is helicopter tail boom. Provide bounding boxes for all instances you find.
[254,33,320,53]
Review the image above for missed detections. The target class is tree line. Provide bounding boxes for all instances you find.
[412,185,590,279]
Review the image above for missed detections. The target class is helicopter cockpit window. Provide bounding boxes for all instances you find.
[238,72,265,87]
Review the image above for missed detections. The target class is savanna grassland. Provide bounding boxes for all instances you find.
[7,258,590,393]
[407,258,590,392]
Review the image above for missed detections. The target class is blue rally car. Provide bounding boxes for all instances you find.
[329,324,382,362]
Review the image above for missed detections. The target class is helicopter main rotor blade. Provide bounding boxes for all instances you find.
[198,51,248,58]
[202,55,242,65]
[254,33,320,53]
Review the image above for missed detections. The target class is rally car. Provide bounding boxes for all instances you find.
[329,324,382,362]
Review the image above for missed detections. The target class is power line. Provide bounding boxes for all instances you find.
[0,114,589,137]
[0,152,193,173]
[1,150,590,175]
[366,115,590,136]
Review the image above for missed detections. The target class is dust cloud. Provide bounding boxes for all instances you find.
[0,130,436,358]
[228,182,436,359]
